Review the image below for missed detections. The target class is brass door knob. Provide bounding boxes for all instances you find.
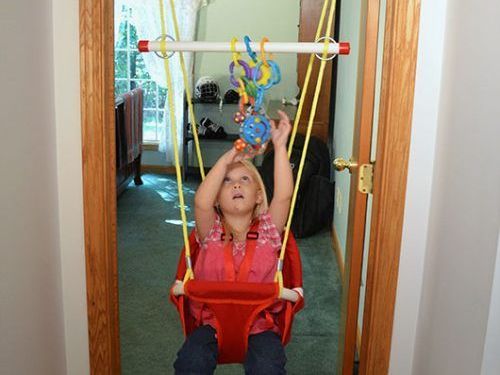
[333,157,358,172]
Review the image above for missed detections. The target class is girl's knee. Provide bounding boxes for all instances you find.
[244,331,287,375]
[174,326,218,374]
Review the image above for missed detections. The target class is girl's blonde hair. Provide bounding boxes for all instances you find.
[218,160,268,241]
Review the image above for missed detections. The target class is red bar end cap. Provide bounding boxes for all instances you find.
[339,42,350,55]
[138,40,149,52]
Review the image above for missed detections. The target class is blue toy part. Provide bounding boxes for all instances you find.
[253,87,265,112]
[253,60,281,90]
[239,114,271,146]
[244,35,258,63]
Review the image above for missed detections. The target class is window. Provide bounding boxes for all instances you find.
[114,7,167,142]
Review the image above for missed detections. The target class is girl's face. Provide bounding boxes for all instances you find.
[217,164,263,216]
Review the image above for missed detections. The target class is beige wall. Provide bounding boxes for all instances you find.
[0,1,67,374]
[194,0,300,101]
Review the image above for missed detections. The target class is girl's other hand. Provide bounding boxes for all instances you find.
[271,110,292,149]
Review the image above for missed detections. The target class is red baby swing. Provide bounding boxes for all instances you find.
[143,0,348,365]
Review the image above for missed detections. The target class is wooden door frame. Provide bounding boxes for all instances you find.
[79,0,421,373]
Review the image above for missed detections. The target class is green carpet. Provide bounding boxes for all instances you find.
[117,174,342,374]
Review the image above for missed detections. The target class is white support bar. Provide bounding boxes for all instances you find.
[138,40,350,55]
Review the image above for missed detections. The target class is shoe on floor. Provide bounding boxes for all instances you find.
[199,117,227,139]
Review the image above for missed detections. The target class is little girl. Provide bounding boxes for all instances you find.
[173,110,303,375]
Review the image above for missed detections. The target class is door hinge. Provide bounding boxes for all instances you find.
[358,163,374,194]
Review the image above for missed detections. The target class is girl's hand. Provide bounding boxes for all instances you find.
[172,280,184,296]
[222,146,252,165]
[222,143,266,164]
[271,110,292,150]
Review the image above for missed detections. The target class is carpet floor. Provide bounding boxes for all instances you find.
[117,174,343,374]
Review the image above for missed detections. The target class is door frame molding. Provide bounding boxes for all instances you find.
[79,0,421,373]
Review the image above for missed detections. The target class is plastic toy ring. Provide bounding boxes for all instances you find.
[230,37,242,66]
[240,114,272,146]
[229,60,252,87]
[253,60,281,90]
[260,37,270,66]
[236,78,249,103]
[253,88,265,112]
[244,36,258,63]
[254,63,272,86]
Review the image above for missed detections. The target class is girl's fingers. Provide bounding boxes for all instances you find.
[270,119,277,132]
[277,110,289,123]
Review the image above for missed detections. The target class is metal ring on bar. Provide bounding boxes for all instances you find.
[314,36,338,61]
[154,34,176,59]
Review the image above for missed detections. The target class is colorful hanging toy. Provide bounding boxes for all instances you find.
[229,36,281,154]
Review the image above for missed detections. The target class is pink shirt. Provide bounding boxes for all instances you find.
[190,212,284,335]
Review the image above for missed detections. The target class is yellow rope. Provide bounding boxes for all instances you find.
[169,0,206,180]
[158,0,194,281]
[275,0,337,295]
[156,0,339,289]
[287,0,331,157]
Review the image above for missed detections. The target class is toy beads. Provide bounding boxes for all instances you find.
[240,114,272,146]
[233,111,246,124]
[234,138,247,152]
[230,36,280,154]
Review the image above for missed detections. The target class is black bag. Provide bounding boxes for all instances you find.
[259,134,334,238]
[291,175,334,238]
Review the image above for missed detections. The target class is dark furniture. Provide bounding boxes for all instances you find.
[115,90,144,196]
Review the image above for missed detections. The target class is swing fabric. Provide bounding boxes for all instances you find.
[158,0,338,364]
[170,224,304,363]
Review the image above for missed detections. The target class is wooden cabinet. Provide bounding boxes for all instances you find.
[297,0,334,142]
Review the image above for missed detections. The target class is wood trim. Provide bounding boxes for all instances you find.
[359,0,421,373]
[141,165,178,175]
[331,224,362,352]
[330,223,345,283]
[80,0,120,373]
[339,0,380,372]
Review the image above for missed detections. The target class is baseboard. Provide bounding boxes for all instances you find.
[330,224,362,353]
[141,164,178,175]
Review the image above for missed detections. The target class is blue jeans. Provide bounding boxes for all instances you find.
[174,325,287,375]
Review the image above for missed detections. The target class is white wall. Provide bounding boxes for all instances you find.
[52,0,90,374]
[392,0,500,374]
[481,231,500,374]
[389,0,448,372]
[0,1,67,374]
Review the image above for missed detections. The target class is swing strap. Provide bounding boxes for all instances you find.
[158,0,194,282]
[168,0,206,180]
[158,0,338,289]
[275,0,337,294]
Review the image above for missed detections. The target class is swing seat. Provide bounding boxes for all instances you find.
[170,230,304,364]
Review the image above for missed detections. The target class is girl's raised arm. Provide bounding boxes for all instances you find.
[194,147,239,240]
[268,111,293,233]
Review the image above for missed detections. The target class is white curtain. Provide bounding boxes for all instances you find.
[114,0,207,163]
